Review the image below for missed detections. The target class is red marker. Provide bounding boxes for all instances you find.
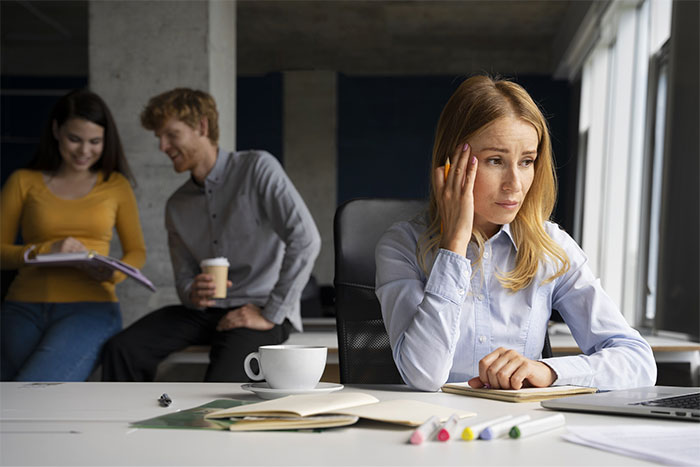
[437,413,461,442]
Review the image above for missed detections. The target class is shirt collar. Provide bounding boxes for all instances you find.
[187,147,228,189]
[204,147,228,185]
[491,223,518,252]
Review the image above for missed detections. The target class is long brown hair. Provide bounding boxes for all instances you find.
[30,89,133,183]
[417,75,569,291]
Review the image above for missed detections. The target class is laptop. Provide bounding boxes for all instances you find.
[541,386,700,421]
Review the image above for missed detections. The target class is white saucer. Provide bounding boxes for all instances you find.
[241,382,344,399]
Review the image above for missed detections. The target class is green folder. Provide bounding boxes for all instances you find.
[132,400,251,430]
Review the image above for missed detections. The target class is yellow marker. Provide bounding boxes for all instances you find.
[461,415,513,441]
[440,157,451,233]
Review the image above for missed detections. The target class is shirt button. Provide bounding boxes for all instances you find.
[483,252,490,259]
[212,214,217,219]
[477,294,485,301]
[213,240,218,245]
[457,288,465,296]
[479,335,486,343]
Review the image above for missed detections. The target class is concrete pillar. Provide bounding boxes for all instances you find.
[89,0,236,326]
[283,71,337,286]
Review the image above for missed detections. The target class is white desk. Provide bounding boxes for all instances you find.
[0,382,672,466]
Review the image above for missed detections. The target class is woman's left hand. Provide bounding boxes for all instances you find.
[75,263,114,282]
[90,264,115,282]
[467,347,557,389]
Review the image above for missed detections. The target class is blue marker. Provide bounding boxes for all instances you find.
[480,414,530,440]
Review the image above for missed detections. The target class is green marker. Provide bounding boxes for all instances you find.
[509,413,566,439]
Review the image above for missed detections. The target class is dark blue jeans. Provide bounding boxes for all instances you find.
[1,301,121,381]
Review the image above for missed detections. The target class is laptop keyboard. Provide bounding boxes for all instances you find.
[639,392,700,410]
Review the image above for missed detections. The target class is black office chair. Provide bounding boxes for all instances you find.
[334,198,427,384]
[333,198,553,384]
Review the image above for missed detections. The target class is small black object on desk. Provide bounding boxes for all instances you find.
[158,393,172,407]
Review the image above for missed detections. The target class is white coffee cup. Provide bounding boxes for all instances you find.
[200,257,230,299]
[243,345,327,390]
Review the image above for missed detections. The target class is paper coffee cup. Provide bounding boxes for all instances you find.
[200,257,230,299]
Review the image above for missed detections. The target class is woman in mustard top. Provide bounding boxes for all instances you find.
[1,90,146,381]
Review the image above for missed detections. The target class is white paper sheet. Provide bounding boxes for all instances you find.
[563,425,700,466]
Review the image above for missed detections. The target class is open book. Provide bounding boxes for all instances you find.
[441,382,597,403]
[23,247,155,292]
[205,392,476,431]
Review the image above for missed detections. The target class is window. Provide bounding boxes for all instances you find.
[575,0,672,326]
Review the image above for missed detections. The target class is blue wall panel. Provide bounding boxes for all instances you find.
[236,73,283,164]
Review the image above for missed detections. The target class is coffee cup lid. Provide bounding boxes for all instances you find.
[200,257,230,267]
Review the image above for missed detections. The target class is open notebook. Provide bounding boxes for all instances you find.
[205,392,475,431]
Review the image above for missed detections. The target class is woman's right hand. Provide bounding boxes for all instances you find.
[49,236,87,253]
[435,143,478,257]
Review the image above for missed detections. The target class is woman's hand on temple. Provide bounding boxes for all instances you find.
[435,143,478,257]
[467,347,557,389]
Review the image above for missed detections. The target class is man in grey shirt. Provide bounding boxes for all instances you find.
[102,88,321,381]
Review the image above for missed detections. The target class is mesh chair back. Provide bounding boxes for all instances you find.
[334,198,427,384]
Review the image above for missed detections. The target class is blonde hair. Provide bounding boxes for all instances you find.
[417,75,569,291]
[140,88,219,145]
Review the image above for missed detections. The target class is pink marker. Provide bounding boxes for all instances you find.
[437,413,460,442]
[409,415,441,445]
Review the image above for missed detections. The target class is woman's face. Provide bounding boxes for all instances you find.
[53,117,104,174]
[468,116,539,238]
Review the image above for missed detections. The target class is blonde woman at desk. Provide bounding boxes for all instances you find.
[375,75,656,392]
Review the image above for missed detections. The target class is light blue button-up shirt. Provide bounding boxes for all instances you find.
[375,218,656,392]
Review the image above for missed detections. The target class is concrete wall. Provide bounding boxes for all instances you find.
[89,0,235,326]
[283,71,337,285]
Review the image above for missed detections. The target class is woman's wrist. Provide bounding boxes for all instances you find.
[439,234,470,257]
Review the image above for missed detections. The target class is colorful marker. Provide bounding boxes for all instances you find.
[461,415,513,441]
[479,414,530,440]
[409,415,441,445]
[437,413,461,442]
[509,413,566,439]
